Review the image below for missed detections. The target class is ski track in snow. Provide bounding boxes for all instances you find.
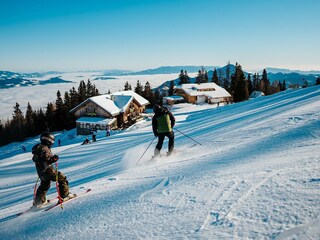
[0,86,320,239]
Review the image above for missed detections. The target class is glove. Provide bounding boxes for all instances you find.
[52,155,59,162]
[45,167,55,175]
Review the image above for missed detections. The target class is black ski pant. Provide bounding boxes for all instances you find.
[155,131,174,155]
[35,171,69,205]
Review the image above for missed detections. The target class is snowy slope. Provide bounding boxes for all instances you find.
[0,86,319,239]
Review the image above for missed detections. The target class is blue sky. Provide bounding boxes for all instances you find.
[1,0,319,72]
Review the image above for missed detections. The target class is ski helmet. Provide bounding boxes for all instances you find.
[153,104,162,114]
[40,132,55,146]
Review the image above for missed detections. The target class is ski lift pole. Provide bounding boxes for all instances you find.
[174,127,202,146]
[55,162,64,209]
[136,136,156,166]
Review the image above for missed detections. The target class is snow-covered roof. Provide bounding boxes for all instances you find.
[250,91,265,98]
[112,90,149,106]
[90,95,120,116]
[76,116,116,125]
[164,95,184,101]
[70,91,149,115]
[178,83,231,98]
[113,95,133,113]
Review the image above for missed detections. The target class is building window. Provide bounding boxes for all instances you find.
[86,107,96,113]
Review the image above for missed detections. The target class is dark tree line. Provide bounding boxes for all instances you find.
[175,63,294,103]
[125,80,162,106]
[0,80,99,146]
[209,63,288,102]
[195,67,209,84]
[178,70,191,85]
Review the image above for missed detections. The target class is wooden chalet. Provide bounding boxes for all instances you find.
[70,91,149,135]
[174,83,233,105]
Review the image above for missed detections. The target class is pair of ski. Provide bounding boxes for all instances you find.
[16,188,91,217]
[150,143,197,161]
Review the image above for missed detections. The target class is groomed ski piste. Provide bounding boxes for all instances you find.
[0,85,319,239]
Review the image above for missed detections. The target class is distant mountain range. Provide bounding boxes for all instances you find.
[1,65,319,89]
[0,71,73,89]
[123,66,217,75]
[265,68,320,75]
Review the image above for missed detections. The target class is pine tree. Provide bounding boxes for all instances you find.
[134,80,143,95]
[33,108,47,134]
[232,63,249,102]
[45,102,55,131]
[55,90,63,109]
[278,81,283,92]
[86,79,93,97]
[0,119,10,146]
[92,84,100,96]
[78,80,87,102]
[247,73,253,95]
[25,102,35,136]
[178,70,185,85]
[184,70,190,83]
[259,78,265,92]
[54,90,66,130]
[196,70,202,84]
[63,91,71,111]
[143,81,153,101]
[196,67,207,84]
[212,68,219,84]
[234,77,249,102]
[124,81,131,91]
[230,63,241,96]
[204,70,208,83]
[12,102,25,140]
[124,81,132,90]
[69,87,79,109]
[252,73,260,91]
[63,91,76,130]
[261,69,271,95]
[282,80,287,90]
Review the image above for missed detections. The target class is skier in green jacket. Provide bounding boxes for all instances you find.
[152,102,175,156]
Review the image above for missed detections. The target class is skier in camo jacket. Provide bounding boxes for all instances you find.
[32,132,71,206]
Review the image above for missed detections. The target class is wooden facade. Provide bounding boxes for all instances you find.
[174,85,233,105]
[73,100,113,119]
[174,88,198,104]
[117,99,144,129]
[71,95,148,135]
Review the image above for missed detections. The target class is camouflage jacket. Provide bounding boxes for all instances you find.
[32,143,56,178]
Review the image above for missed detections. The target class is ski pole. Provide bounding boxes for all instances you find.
[136,137,156,166]
[55,162,64,209]
[174,127,202,146]
[33,177,40,205]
